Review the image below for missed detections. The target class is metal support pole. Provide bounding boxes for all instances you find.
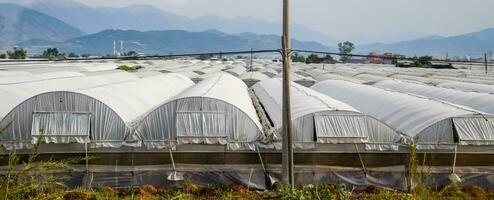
[250,48,253,71]
[485,53,488,74]
[490,52,493,71]
[282,0,294,188]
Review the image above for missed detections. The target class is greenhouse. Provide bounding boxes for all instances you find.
[0,71,84,84]
[240,71,270,87]
[352,73,391,85]
[0,73,194,150]
[274,73,318,87]
[312,80,494,149]
[439,81,494,94]
[136,72,263,150]
[387,74,448,85]
[0,72,139,122]
[374,79,494,115]
[304,69,365,83]
[224,65,247,77]
[251,78,404,150]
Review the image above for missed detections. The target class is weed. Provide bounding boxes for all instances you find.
[117,65,143,72]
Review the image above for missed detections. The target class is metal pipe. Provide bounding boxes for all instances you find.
[486,53,488,74]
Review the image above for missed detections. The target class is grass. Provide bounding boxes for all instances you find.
[52,183,490,200]
[0,128,86,199]
[117,65,143,72]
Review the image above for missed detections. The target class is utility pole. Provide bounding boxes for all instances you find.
[282,0,294,188]
[485,53,488,74]
[250,48,253,72]
[468,56,471,70]
[490,51,492,71]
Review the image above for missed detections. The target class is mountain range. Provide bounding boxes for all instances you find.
[16,29,331,55]
[6,0,337,46]
[0,1,493,57]
[0,3,85,48]
[358,28,494,57]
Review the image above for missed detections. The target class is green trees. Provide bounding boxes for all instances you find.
[126,51,138,57]
[305,54,319,64]
[338,41,355,62]
[291,53,335,64]
[291,52,306,63]
[42,48,60,59]
[412,56,433,68]
[68,52,79,58]
[6,48,27,59]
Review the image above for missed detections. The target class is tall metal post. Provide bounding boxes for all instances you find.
[250,48,254,71]
[485,53,489,74]
[490,52,493,71]
[282,0,294,188]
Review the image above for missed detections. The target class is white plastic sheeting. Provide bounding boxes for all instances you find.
[257,68,278,77]
[388,74,449,86]
[0,71,84,85]
[312,80,494,149]
[0,73,194,149]
[429,75,493,85]
[274,73,318,87]
[304,69,364,83]
[137,72,262,150]
[374,79,494,115]
[438,82,494,94]
[224,66,247,77]
[193,65,224,75]
[353,73,391,84]
[251,78,403,150]
[0,70,31,77]
[0,72,139,122]
[240,72,270,87]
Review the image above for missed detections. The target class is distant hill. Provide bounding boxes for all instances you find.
[18,0,337,46]
[17,29,332,55]
[358,28,494,57]
[0,3,85,49]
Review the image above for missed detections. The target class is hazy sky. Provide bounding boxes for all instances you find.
[77,0,494,40]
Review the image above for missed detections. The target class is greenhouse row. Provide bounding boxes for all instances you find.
[1,59,494,189]
[1,68,494,152]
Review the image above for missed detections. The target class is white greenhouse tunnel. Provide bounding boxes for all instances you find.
[251,78,404,150]
[312,80,494,149]
[0,71,84,85]
[374,79,494,115]
[439,81,494,94]
[136,72,263,151]
[0,73,194,150]
[240,72,270,87]
[0,72,139,122]
[274,72,318,87]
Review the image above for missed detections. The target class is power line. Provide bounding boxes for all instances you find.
[0,49,280,63]
[1,48,493,67]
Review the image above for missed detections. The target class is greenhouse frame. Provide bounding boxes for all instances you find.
[312,80,494,150]
[136,72,263,151]
[251,78,405,151]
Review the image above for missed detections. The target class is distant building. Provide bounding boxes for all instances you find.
[368,52,381,64]
[427,61,454,69]
[367,52,406,64]
[395,60,414,68]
